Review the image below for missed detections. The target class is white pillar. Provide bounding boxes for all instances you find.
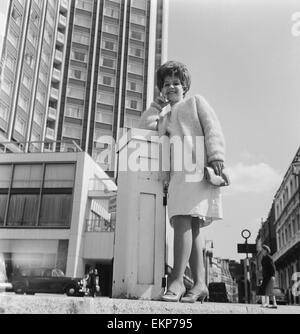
[112,129,167,300]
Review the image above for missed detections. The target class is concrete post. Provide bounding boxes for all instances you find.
[112,129,168,300]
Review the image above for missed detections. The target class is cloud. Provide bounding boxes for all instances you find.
[225,162,282,194]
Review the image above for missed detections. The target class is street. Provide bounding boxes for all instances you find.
[1,292,300,314]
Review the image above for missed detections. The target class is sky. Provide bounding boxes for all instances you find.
[0,1,300,261]
[167,0,300,260]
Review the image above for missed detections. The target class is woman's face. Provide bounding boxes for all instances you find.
[161,74,184,106]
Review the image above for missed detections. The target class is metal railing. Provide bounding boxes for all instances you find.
[0,140,83,154]
[86,218,115,232]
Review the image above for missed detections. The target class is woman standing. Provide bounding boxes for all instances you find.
[139,61,226,303]
[259,244,277,308]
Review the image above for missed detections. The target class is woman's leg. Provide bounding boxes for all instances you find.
[168,215,193,292]
[188,219,206,292]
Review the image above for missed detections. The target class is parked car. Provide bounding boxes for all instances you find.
[12,268,84,297]
[208,282,229,303]
[272,287,288,305]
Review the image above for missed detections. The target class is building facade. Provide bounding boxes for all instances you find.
[0,0,168,173]
[0,147,117,296]
[272,147,300,302]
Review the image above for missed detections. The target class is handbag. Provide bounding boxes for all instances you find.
[204,166,230,187]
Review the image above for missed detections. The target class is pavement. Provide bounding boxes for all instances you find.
[0,293,300,314]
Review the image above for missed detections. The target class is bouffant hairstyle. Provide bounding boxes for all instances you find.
[156,61,191,96]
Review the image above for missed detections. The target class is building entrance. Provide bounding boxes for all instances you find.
[85,260,113,297]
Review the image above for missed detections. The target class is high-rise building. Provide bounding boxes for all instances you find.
[0,0,168,172]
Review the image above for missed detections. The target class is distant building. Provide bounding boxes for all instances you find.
[272,147,300,302]
[0,0,168,174]
[0,145,117,296]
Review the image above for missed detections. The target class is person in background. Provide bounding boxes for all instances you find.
[259,244,277,309]
[87,267,100,297]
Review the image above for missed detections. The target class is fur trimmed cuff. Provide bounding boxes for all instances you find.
[150,101,162,112]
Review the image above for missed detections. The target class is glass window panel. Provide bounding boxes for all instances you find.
[102,40,116,51]
[39,194,72,227]
[12,165,43,188]
[98,92,114,105]
[130,30,144,41]
[67,85,85,99]
[0,101,9,122]
[65,103,84,119]
[7,194,39,226]
[14,117,26,136]
[74,11,92,28]
[0,195,7,226]
[128,61,143,75]
[103,23,119,35]
[44,164,75,188]
[63,124,82,139]
[124,114,140,129]
[130,13,146,25]
[131,0,147,10]
[0,165,12,188]
[104,6,120,19]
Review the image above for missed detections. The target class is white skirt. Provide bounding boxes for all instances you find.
[167,170,223,228]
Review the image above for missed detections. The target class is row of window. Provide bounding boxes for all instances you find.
[0,193,72,228]
[276,175,299,218]
[0,163,75,228]
[277,213,300,249]
[0,163,75,189]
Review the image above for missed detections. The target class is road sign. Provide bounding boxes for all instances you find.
[237,243,257,254]
[241,229,251,240]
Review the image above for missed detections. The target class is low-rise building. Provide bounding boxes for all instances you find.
[0,143,117,296]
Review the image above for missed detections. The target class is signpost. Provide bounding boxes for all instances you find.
[237,229,257,304]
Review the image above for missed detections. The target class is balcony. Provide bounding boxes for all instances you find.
[45,127,55,140]
[50,87,59,101]
[54,49,63,64]
[60,0,69,13]
[48,107,57,121]
[273,231,300,263]
[56,32,65,46]
[52,68,61,82]
[86,218,114,233]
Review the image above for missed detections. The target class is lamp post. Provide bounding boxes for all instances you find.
[204,240,213,287]
[241,229,251,303]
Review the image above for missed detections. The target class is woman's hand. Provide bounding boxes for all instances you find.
[210,160,224,176]
[154,95,170,109]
